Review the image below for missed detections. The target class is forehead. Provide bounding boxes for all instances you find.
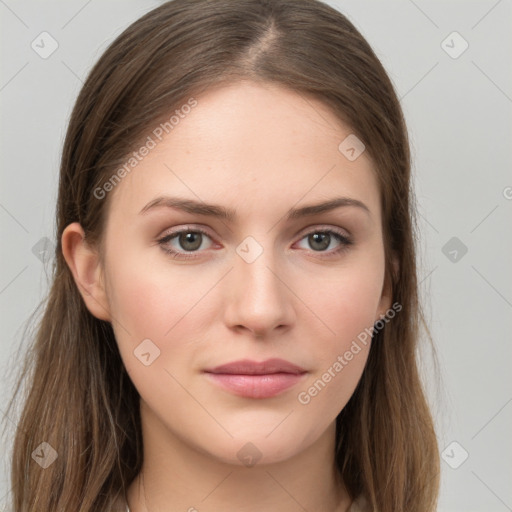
[106,80,381,223]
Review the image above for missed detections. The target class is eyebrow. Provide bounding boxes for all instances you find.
[139,195,371,221]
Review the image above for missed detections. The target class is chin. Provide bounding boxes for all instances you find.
[198,431,308,468]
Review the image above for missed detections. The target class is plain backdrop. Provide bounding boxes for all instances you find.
[1,1,511,511]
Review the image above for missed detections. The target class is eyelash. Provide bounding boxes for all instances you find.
[157,225,353,261]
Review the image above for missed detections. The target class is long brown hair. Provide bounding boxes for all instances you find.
[2,0,440,510]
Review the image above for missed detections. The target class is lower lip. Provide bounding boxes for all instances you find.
[204,372,307,399]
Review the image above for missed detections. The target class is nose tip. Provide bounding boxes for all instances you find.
[223,249,294,338]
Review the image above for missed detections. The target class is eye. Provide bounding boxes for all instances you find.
[157,226,215,259]
[295,228,353,257]
[157,225,354,260]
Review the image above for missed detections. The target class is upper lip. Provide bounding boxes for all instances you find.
[204,358,306,375]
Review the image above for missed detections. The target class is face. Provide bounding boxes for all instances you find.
[70,80,393,466]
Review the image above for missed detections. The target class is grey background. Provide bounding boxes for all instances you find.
[1,1,511,511]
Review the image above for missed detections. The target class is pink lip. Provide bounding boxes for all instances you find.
[203,358,307,399]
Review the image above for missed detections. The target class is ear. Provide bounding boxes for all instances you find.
[375,251,399,322]
[61,222,111,322]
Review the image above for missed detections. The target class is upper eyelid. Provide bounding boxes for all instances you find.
[160,223,350,237]
[296,223,351,237]
[159,225,215,241]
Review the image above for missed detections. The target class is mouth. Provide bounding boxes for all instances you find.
[203,358,308,399]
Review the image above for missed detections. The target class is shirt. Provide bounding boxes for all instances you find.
[126,494,370,511]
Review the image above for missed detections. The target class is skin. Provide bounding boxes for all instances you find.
[62,80,396,512]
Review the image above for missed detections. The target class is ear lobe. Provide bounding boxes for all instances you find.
[61,222,111,322]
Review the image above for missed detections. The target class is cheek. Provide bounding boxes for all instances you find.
[294,264,380,424]
[105,244,209,333]
[104,249,221,379]
[107,269,172,337]
[104,263,205,407]
[304,256,384,348]
[293,252,383,415]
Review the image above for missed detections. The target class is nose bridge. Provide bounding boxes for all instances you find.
[225,235,292,335]
[237,243,279,298]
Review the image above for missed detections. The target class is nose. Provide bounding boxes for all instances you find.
[223,243,295,339]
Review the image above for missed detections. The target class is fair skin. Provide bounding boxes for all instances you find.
[62,80,395,512]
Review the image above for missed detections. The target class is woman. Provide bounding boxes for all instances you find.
[4,0,440,510]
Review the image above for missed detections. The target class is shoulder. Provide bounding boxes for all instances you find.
[349,494,372,512]
[109,494,130,512]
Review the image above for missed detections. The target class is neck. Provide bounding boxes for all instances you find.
[127,401,352,512]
